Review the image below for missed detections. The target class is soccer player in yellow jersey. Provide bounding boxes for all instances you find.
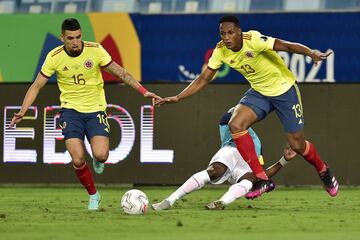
[9,18,161,210]
[156,15,338,198]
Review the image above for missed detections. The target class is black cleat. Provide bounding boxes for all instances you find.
[319,166,339,197]
[245,179,275,200]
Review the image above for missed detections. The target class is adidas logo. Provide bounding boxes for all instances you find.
[104,127,109,133]
[62,66,69,71]
[230,59,235,64]
[298,119,303,124]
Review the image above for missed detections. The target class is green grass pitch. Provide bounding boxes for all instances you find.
[0,186,359,240]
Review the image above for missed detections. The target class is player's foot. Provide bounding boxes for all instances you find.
[88,192,101,210]
[319,166,339,197]
[245,179,275,200]
[205,200,225,210]
[151,199,171,211]
[92,158,105,174]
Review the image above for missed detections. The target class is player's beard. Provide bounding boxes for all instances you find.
[67,46,81,57]
[70,48,80,55]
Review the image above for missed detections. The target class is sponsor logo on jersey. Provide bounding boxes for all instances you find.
[59,121,67,129]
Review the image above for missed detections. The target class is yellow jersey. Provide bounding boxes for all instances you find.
[41,41,112,113]
[208,30,295,96]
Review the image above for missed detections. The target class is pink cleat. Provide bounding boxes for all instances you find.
[319,167,339,197]
[245,179,275,200]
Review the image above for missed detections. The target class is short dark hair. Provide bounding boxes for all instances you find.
[61,18,81,32]
[219,15,240,27]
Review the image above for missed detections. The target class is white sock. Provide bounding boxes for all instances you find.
[219,179,253,205]
[167,170,210,205]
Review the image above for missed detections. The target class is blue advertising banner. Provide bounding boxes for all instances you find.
[131,12,360,83]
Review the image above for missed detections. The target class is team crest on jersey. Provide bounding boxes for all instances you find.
[84,59,94,69]
[246,51,254,58]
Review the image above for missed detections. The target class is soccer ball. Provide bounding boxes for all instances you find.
[121,189,149,215]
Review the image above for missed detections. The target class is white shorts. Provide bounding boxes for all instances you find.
[208,146,252,185]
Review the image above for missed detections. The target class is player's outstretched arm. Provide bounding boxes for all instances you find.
[104,61,162,102]
[273,38,332,66]
[155,67,217,106]
[9,72,48,128]
[265,144,297,178]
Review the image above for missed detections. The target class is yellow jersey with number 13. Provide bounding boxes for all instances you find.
[208,30,296,97]
[41,41,112,113]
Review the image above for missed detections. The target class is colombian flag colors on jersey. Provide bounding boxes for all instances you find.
[41,41,112,113]
[208,30,296,96]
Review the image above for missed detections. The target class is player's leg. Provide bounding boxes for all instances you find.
[229,104,267,179]
[85,111,110,174]
[229,89,273,181]
[206,172,254,210]
[60,109,100,210]
[152,169,210,210]
[65,138,100,210]
[287,131,326,171]
[274,84,338,196]
[152,162,228,211]
[287,131,339,196]
[90,136,109,174]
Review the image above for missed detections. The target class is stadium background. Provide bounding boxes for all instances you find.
[0,0,359,186]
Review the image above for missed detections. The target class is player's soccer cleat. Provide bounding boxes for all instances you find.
[245,179,275,200]
[88,192,101,210]
[205,200,225,210]
[92,158,105,174]
[319,166,339,197]
[151,200,171,211]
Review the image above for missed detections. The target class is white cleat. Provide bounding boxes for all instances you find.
[151,200,171,211]
[205,200,225,210]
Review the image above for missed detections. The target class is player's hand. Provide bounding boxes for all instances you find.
[143,91,162,106]
[283,144,297,161]
[9,112,24,129]
[310,50,332,66]
[154,96,179,106]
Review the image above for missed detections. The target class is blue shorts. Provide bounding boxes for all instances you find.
[239,84,304,133]
[59,108,110,141]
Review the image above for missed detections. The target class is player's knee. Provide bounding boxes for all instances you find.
[228,120,247,133]
[206,169,221,181]
[207,163,227,181]
[93,151,109,163]
[289,141,305,154]
[72,159,86,169]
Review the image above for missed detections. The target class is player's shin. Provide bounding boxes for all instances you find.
[167,170,210,205]
[232,130,268,180]
[219,179,253,205]
[302,141,326,173]
[74,163,97,195]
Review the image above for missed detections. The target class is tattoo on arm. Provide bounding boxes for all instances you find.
[105,62,137,87]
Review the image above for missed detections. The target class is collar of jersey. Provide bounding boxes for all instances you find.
[63,41,84,57]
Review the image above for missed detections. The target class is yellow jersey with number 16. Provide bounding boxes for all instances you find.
[208,30,296,97]
[41,41,112,113]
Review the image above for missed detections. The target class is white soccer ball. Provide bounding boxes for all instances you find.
[121,189,149,215]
